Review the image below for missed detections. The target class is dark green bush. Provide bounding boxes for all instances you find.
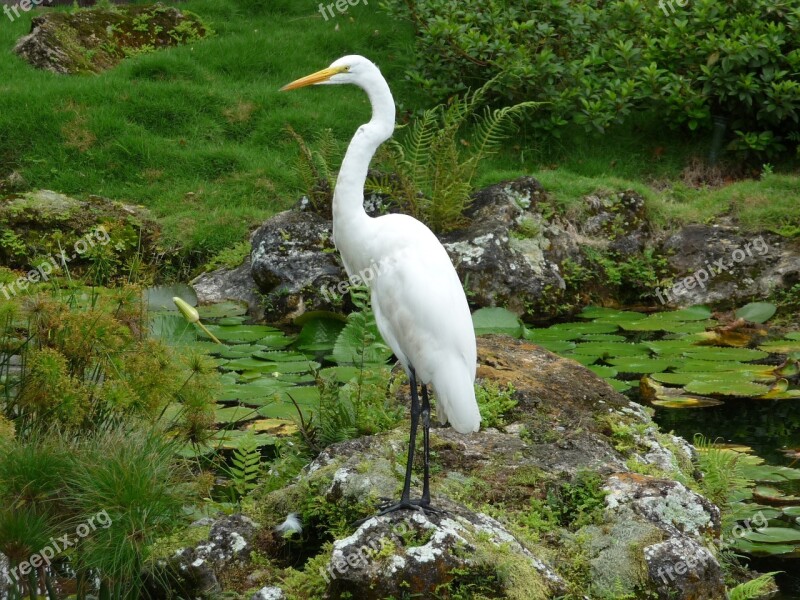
[380,0,800,158]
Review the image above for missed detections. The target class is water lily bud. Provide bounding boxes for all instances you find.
[173,297,200,323]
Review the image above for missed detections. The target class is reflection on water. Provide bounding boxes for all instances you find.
[652,398,800,598]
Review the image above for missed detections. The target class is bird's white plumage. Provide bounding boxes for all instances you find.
[297,55,480,434]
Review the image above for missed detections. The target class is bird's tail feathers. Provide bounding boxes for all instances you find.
[432,359,480,434]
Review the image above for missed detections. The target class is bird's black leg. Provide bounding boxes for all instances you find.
[399,368,421,504]
[420,383,432,507]
[373,367,421,516]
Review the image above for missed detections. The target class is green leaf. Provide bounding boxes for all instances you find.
[572,342,646,357]
[684,379,770,397]
[536,340,576,353]
[741,527,800,544]
[295,316,346,351]
[683,347,770,362]
[607,357,675,373]
[759,340,800,354]
[587,365,618,378]
[550,321,619,334]
[736,302,777,324]
[332,312,393,364]
[472,307,523,337]
[214,405,259,424]
[605,378,633,392]
[524,327,582,342]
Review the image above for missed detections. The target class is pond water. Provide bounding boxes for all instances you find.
[655,400,800,598]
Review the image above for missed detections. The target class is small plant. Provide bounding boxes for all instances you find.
[474,380,517,428]
[228,432,262,499]
[693,435,751,511]
[286,125,341,216]
[371,83,536,232]
[728,572,780,600]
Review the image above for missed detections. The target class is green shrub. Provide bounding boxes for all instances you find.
[380,0,800,159]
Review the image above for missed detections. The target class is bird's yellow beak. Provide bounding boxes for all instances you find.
[280,66,348,91]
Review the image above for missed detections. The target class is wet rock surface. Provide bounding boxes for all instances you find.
[249,210,343,323]
[14,4,208,75]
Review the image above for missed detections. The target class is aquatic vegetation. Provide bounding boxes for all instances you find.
[472,301,800,408]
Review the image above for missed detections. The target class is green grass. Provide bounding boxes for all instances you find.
[1,0,797,273]
[478,115,800,235]
[0,0,423,263]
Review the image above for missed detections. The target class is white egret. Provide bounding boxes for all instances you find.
[281,55,480,513]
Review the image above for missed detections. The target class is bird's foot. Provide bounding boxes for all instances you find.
[376,497,442,517]
[352,498,444,527]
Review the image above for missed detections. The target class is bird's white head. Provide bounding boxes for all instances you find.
[280,55,380,91]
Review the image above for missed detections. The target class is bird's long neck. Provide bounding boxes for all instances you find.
[332,72,395,250]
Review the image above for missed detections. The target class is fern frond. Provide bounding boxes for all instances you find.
[229,433,261,498]
[728,572,780,600]
[465,101,539,183]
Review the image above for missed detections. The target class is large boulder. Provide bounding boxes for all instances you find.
[13,4,208,75]
[0,189,161,282]
[171,336,724,600]
[657,223,800,308]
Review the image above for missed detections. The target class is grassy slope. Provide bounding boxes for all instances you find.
[0,0,797,269]
[0,0,423,261]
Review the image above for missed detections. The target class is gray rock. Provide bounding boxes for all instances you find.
[250,586,286,600]
[605,473,720,538]
[442,177,568,317]
[325,508,566,600]
[658,224,800,307]
[250,210,345,323]
[147,514,259,599]
[191,255,265,321]
[644,536,726,600]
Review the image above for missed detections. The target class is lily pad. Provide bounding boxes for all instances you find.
[550,321,620,334]
[731,538,798,556]
[736,302,777,324]
[587,365,618,378]
[196,301,248,319]
[247,418,298,436]
[524,328,582,342]
[605,378,634,392]
[214,405,259,424]
[201,325,284,344]
[295,316,346,352]
[684,379,770,397]
[536,340,577,353]
[572,342,646,357]
[580,334,628,342]
[472,307,523,337]
[741,527,800,544]
[683,347,769,362]
[607,357,674,373]
[759,340,800,354]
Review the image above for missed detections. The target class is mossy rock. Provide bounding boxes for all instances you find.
[0,189,160,281]
[13,3,209,75]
